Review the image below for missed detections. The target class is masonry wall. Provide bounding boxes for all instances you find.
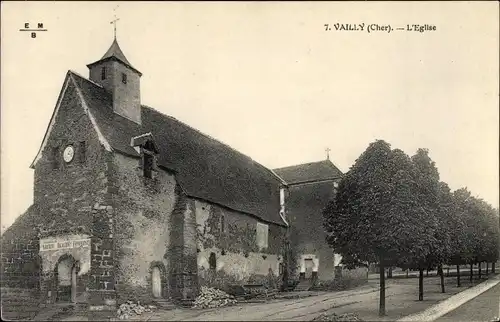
[194,199,286,289]
[111,153,178,304]
[89,61,141,124]
[1,206,41,289]
[287,180,339,281]
[1,79,111,308]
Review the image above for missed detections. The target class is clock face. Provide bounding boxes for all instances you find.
[63,145,74,163]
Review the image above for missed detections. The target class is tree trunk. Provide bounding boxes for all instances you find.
[447,267,450,277]
[406,269,409,278]
[493,262,496,274]
[379,260,386,316]
[439,265,445,293]
[426,268,429,277]
[388,267,393,278]
[456,265,461,287]
[419,268,424,301]
[486,262,489,275]
[470,263,473,283]
[478,262,482,280]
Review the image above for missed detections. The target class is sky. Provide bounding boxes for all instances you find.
[1,1,499,231]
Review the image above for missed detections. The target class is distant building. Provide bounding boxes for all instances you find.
[274,160,344,281]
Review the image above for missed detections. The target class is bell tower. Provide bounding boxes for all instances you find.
[87,37,142,124]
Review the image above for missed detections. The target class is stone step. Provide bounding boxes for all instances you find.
[153,299,177,310]
[294,280,312,291]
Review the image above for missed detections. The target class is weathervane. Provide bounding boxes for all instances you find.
[110,5,120,39]
[325,147,331,160]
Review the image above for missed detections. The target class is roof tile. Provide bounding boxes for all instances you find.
[274,160,343,185]
[71,71,285,226]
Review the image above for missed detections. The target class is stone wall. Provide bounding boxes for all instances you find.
[111,153,177,304]
[341,266,369,280]
[194,199,286,288]
[287,180,340,281]
[0,205,41,289]
[1,287,43,320]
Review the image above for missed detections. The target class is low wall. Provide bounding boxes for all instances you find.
[1,287,43,320]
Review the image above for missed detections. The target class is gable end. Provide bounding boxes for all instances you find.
[30,71,113,169]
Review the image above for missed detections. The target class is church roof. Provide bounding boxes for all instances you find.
[70,71,285,226]
[87,39,142,76]
[274,160,343,185]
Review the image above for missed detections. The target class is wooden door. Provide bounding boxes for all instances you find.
[305,259,314,279]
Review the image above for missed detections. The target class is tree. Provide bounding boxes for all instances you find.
[469,197,500,278]
[489,208,500,273]
[323,140,435,316]
[406,149,448,297]
[454,188,482,283]
[440,183,467,287]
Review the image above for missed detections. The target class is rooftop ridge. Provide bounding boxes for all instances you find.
[141,105,286,185]
[273,159,330,171]
[68,70,103,88]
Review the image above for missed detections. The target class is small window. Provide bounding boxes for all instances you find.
[220,214,225,233]
[79,141,86,164]
[101,67,106,80]
[209,252,216,270]
[143,152,153,179]
[52,146,60,169]
[121,73,127,84]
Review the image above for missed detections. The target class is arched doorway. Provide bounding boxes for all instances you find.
[55,256,79,303]
[151,266,162,298]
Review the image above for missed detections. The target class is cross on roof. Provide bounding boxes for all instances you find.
[325,147,331,160]
[110,6,120,39]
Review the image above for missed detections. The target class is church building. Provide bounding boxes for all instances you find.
[1,36,290,314]
[274,159,344,285]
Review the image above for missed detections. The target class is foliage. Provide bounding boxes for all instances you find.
[323,140,436,268]
[402,149,445,271]
[439,183,468,266]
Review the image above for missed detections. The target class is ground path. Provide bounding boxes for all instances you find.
[434,282,500,322]
[136,274,494,321]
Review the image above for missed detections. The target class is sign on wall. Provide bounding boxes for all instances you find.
[40,238,90,252]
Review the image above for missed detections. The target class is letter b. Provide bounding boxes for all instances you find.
[31,32,36,38]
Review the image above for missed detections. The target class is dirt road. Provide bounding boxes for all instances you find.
[144,275,488,321]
